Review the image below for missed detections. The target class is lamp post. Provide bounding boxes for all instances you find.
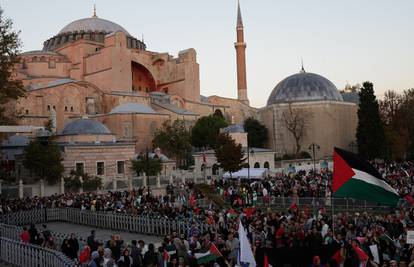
[247,143,254,180]
[308,143,320,179]
[145,148,150,195]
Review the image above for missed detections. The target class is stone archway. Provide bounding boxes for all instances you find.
[131,61,157,93]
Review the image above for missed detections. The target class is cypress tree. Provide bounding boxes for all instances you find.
[356,81,387,159]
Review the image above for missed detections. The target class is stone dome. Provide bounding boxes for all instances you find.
[60,118,111,135]
[59,17,130,36]
[267,71,343,105]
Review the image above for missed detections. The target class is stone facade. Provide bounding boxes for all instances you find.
[9,12,255,155]
[258,101,358,158]
[62,142,135,187]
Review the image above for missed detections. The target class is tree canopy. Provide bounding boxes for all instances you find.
[243,117,268,148]
[64,169,102,192]
[282,104,310,156]
[0,9,25,124]
[152,120,191,167]
[131,151,162,177]
[191,114,228,149]
[22,138,64,184]
[214,133,244,176]
[379,88,414,159]
[356,82,387,159]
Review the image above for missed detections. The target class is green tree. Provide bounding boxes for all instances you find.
[44,119,54,133]
[398,89,414,159]
[131,151,162,176]
[214,133,244,177]
[0,9,25,124]
[22,138,64,184]
[152,120,191,167]
[64,169,102,192]
[191,114,228,149]
[243,117,268,148]
[379,90,407,159]
[356,82,387,159]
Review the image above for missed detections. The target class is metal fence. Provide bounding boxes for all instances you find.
[196,196,393,213]
[0,208,213,238]
[0,237,74,267]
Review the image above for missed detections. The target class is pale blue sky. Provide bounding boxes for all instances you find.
[2,0,413,107]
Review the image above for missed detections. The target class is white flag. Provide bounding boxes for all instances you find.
[238,220,256,267]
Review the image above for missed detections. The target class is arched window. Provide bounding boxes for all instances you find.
[201,164,206,172]
[212,164,219,175]
[254,162,260,168]
[264,161,270,169]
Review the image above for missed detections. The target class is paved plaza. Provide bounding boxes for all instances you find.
[36,222,162,245]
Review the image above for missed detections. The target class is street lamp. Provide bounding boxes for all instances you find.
[247,143,254,180]
[308,143,320,179]
[145,148,150,195]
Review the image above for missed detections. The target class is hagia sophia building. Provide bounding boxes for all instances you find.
[2,2,357,187]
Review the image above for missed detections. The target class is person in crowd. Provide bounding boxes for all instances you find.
[87,230,99,252]
[103,248,116,267]
[79,246,91,266]
[28,223,39,245]
[20,226,30,243]
[67,233,79,260]
[130,240,143,267]
[88,251,100,267]
[143,243,158,267]
[41,224,51,242]
[118,247,134,267]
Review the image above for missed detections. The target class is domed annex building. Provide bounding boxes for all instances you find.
[258,68,357,158]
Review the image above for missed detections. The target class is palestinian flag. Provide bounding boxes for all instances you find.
[351,244,369,267]
[194,243,222,264]
[333,147,400,206]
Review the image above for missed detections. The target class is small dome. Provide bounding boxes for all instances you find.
[2,135,29,146]
[60,118,111,135]
[267,72,343,105]
[109,103,157,115]
[59,17,130,36]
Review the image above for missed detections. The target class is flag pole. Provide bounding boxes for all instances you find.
[331,179,335,236]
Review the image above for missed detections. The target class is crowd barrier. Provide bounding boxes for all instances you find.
[0,208,214,237]
[0,237,74,267]
[197,196,393,213]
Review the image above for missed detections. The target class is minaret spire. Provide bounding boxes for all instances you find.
[300,58,306,73]
[237,0,243,28]
[92,4,97,18]
[235,0,249,105]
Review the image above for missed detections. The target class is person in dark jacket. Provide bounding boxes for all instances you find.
[87,230,98,252]
[130,240,143,267]
[28,224,39,245]
[143,243,158,267]
[68,233,79,260]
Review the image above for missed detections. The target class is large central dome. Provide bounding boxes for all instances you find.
[59,17,130,36]
[267,71,343,105]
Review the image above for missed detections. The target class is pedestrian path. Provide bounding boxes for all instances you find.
[37,222,162,245]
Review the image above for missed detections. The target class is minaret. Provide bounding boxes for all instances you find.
[92,4,97,18]
[235,0,249,105]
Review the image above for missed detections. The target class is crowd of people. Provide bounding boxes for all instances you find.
[6,161,414,266]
